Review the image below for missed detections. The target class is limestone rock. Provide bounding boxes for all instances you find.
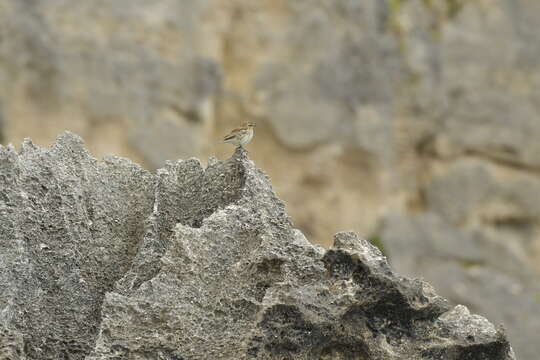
[0,133,154,358]
[382,213,540,360]
[0,133,514,359]
[1,1,540,358]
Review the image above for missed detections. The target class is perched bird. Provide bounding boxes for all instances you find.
[222,122,255,147]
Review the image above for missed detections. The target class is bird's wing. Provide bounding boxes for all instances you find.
[223,127,245,141]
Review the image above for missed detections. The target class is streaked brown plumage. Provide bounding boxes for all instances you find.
[222,122,255,147]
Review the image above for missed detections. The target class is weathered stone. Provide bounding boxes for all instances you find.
[0,133,515,359]
[0,327,25,360]
[382,213,540,360]
[0,133,154,359]
[0,0,222,168]
[1,0,540,358]
[425,159,540,268]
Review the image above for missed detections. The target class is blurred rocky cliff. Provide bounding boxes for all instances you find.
[0,0,539,358]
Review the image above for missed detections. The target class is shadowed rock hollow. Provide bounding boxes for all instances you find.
[0,133,514,359]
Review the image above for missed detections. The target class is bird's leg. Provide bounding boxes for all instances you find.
[235,144,248,156]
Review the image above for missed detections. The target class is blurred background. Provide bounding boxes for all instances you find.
[0,0,539,358]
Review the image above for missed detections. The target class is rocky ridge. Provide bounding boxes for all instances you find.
[0,133,514,359]
[0,1,539,358]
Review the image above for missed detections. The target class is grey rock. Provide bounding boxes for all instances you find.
[0,133,154,359]
[0,102,4,144]
[436,2,540,169]
[0,0,222,167]
[425,159,540,272]
[0,326,25,360]
[427,158,540,217]
[0,132,514,359]
[382,213,540,360]
[0,1,539,358]
[256,1,402,150]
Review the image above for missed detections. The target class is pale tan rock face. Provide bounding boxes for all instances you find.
[0,1,540,357]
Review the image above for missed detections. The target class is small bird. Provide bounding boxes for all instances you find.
[222,122,255,147]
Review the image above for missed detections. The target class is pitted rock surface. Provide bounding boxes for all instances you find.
[0,133,514,359]
[0,133,154,358]
[1,3,540,357]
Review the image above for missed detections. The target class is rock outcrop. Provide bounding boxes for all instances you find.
[0,133,514,359]
[1,3,540,357]
[0,133,155,358]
